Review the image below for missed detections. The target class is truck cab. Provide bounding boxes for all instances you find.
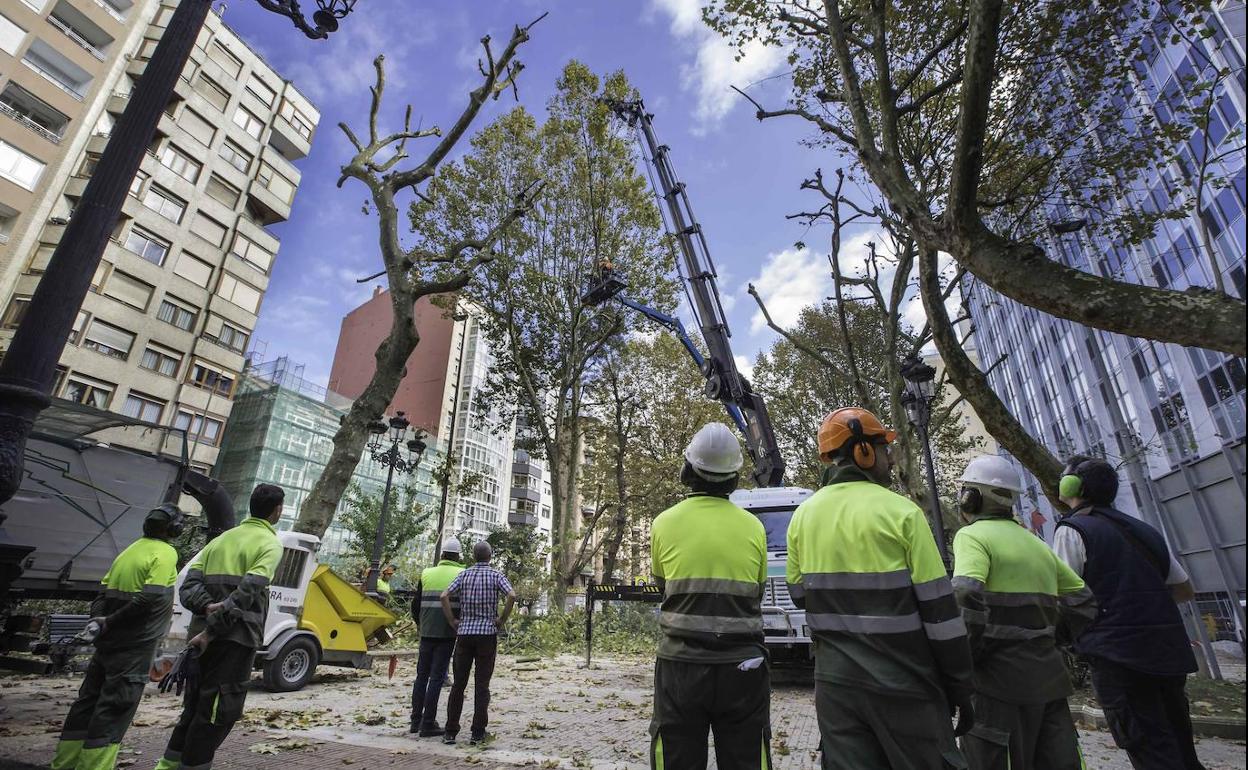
[166,530,395,691]
[730,486,813,662]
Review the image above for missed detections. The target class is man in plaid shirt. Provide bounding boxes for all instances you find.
[440,540,517,745]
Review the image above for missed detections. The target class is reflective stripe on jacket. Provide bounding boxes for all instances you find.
[952,515,1097,703]
[414,560,464,639]
[92,536,178,650]
[180,516,283,649]
[787,466,973,699]
[650,494,767,663]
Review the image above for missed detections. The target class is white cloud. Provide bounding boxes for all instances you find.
[734,354,755,381]
[647,0,786,133]
[746,247,832,333]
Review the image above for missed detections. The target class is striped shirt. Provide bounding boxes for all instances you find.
[446,563,514,635]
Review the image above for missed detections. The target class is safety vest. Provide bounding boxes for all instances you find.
[650,494,767,663]
[181,516,283,649]
[377,577,392,596]
[787,466,972,698]
[951,516,1097,703]
[416,560,464,639]
[93,537,178,651]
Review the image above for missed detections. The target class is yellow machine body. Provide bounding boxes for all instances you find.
[297,564,396,653]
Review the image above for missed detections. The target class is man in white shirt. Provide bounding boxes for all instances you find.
[1051,455,1204,770]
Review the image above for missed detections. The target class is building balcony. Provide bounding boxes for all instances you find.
[48,1,115,62]
[512,458,542,477]
[245,177,290,226]
[508,511,538,527]
[269,114,312,161]
[510,486,541,504]
[0,84,69,144]
[91,0,129,25]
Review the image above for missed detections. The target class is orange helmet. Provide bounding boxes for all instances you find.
[818,407,897,465]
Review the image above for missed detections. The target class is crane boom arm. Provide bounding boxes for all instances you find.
[610,99,785,487]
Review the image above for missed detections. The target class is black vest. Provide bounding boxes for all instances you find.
[1058,506,1195,675]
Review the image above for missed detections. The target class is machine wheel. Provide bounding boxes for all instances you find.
[262,636,319,692]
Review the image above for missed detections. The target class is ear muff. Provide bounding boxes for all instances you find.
[1059,474,1084,498]
[153,503,185,538]
[847,418,876,468]
[959,487,982,515]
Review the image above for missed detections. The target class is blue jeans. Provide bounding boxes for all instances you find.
[411,636,455,729]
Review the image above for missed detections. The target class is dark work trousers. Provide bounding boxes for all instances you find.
[410,636,455,730]
[1089,657,1205,770]
[444,634,498,738]
[52,643,155,770]
[154,640,255,770]
[649,658,772,770]
[960,693,1083,770]
[814,679,966,770]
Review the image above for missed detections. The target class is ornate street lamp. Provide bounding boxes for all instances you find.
[899,353,950,568]
[0,0,355,507]
[364,411,426,594]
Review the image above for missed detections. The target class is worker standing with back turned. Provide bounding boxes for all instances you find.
[51,505,182,770]
[649,422,772,770]
[950,456,1098,770]
[154,483,285,770]
[409,538,465,736]
[788,407,974,770]
[1052,455,1205,770]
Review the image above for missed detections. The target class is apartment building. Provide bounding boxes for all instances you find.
[964,1,1244,635]
[0,1,319,473]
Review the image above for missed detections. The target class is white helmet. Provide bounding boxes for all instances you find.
[959,455,1023,492]
[441,537,463,556]
[684,423,744,481]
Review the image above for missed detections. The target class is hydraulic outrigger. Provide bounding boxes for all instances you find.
[582,98,786,488]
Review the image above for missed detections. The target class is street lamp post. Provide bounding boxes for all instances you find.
[364,411,426,594]
[0,0,356,507]
[899,353,950,568]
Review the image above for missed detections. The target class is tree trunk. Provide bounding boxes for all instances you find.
[600,437,629,581]
[917,247,1064,505]
[296,298,418,536]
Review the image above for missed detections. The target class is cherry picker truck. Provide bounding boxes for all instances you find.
[581,98,814,663]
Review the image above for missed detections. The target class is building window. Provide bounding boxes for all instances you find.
[0,14,27,58]
[78,152,101,177]
[217,273,261,313]
[187,359,236,397]
[122,391,164,423]
[1,296,30,329]
[140,345,181,377]
[101,270,154,310]
[0,139,46,190]
[230,233,273,273]
[68,309,89,343]
[174,408,224,445]
[256,161,295,203]
[190,212,227,247]
[157,295,197,331]
[158,143,201,183]
[82,319,134,359]
[122,227,169,265]
[219,140,252,174]
[128,169,149,197]
[208,41,243,78]
[192,72,229,112]
[232,106,264,139]
[205,315,248,353]
[246,77,276,107]
[62,375,114,409]
[205,174,240,208]
[179,108,216,148]
[141,185,186,223]
[173,253,213,287]
[278,99,314,140]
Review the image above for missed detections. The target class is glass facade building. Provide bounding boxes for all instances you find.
[962,0,1245,633]
[214,357,443,562]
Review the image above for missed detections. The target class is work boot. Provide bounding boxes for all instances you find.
[418,722,443,738]
[442,733,457,745]
[469,732,493,746]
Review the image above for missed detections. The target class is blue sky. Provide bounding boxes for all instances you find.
[223,0,903,386]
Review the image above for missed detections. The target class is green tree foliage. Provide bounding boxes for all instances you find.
[706,0,1243,356]
[410,61,676,609]
[452,525,551,612]
[335,483,433,569]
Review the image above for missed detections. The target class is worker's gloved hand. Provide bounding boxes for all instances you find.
[158,646,201,696]
[948,689,975,737]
